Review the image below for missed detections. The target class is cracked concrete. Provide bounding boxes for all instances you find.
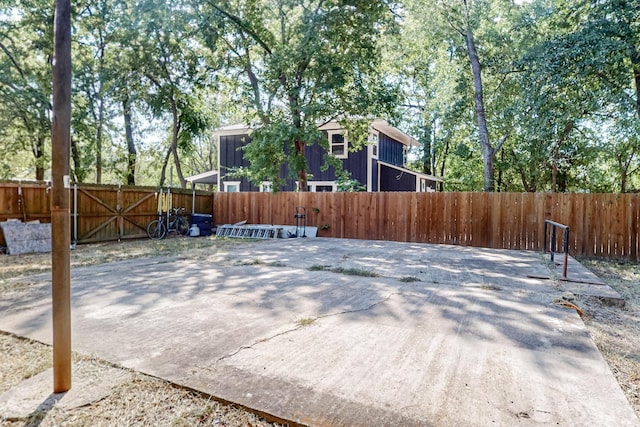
[1,238,637,426]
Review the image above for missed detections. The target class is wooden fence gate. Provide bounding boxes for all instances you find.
[0,181,214,246]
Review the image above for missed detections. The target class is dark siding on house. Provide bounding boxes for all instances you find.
[378,133,404,167]
[379,163,416,192]
[220,132,368,191]
[303,133,367,188]
[220,134,260,191]
[305,140,335,181]
[340,146,367,186]
[371,159,378,191]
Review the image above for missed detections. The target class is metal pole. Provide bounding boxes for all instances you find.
[72,183,77,247]
[550,226,556,263]
[563,227,570,279]
[191,183,195,214]
[51,0,72,393]
[166,187,171,224]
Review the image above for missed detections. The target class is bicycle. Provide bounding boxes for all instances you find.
[147,207,190,239]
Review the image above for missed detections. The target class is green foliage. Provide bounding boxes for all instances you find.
[1,0,639,192]
[198,0,400,190]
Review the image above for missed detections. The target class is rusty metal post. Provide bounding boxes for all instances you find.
[563,226,570,279]
[51,0,72,393]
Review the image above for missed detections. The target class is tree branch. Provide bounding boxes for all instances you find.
[210,4,273,54]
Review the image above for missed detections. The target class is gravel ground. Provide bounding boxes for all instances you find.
[0,239,638,424]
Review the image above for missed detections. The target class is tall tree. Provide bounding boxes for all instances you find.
[196,0,399,191]
[0,1,54,180]
[435,0,505,191]
[121,0,208,188]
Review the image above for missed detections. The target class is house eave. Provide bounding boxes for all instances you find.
[213,124,251,136]
[372,120,420,147]
[377,160,443,182]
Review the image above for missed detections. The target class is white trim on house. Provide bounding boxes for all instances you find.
[216,134,221,190]
[369,130,379,159]
[185,170,219,186]
[327,130,348,159]
[213,124,251,136]
[259,181,272,192]
[223,181,241,192]
[297,181,337,192]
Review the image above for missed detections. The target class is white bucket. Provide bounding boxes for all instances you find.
[189,224,200,237]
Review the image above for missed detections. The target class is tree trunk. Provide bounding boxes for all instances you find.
[70,136,83,182]
[438,137,451,192]
[295,139,308,191]
[551,121,574,193]
[631,47,640,121]
[464,20,494,192]
[422,119,432,175]
[123,96,137,186]
[158,144,171,188]
[95,94,104,184]
[34,135,45,181]
[170,97,186,188]
[431,118,436,176]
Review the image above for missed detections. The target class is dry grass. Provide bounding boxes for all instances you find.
[579,259,640,417]
[0,237,245,284]
[0,334,284,427]
[0,237,286,427]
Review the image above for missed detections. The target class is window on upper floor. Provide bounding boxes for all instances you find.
[369,131,379,158]
[328,131,347,159]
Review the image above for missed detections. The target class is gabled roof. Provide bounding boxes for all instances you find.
[214,119,419,147]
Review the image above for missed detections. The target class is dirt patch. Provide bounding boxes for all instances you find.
[579,259,640,417]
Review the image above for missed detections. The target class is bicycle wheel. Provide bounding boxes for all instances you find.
[147,219,167,239]
[176,217,190,236]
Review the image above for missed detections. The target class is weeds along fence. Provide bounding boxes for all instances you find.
[214,192,640,261]
[0,181,214,246]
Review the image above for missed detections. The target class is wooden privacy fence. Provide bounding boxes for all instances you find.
[2,182,638,261]
[214,192,640,261]
[0,181,214,245]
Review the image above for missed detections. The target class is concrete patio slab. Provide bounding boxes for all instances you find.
[1,238,638,426]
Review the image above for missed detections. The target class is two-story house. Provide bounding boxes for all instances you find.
[209,119,441,192]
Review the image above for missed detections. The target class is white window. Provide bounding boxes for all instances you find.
[369,131,379,158]
[224,181,240,192]
[328,130,347,159]
[259,181,272,192]
[297,181,337,192]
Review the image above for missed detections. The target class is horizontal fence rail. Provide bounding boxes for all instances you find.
[214,192,640,261]
[0,181,214,246]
